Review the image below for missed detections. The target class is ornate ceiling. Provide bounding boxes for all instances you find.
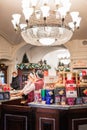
[0,0,87,45]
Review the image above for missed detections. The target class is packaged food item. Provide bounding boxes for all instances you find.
[61,96,66,105]
[45,89,54,104]
[76,97,83,104]
[55,95,61,105]
[34,90,41,103]
[67,98,76,105]
[66,83,77,98]
[82,97,87,104]
[41,89,46,101]
[46,96,54,104]
[79,87,87,97]
[54,87,66,96]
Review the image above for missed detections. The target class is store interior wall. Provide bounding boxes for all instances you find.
[42,49,70,76]
[0,35,87,84]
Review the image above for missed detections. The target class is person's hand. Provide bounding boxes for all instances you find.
[15,91,23,96]
[10,91,23,97]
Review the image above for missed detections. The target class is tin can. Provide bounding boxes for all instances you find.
[76,97,83,104]
[67,98,75,105]
[55,95,61,104]
[82,97,87,104]
[61,96,66,105]
[41,89,46,101]
[46,96,54,104]
[46,89,54,97]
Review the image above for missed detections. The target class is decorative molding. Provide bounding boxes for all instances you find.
[0,30,22,45]
[39,117,55,130]
[72,117,87,130]
[4,114,28,130]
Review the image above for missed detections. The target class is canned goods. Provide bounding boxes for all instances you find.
[55,95,61,104]
[67,98,75,105]
[41,89,46,101]
[82,97,87,104]
[46,89,54,97]
[76,97,83,104]
[61,96,66,105]
[46,96,54,104]
[41,89,46,97]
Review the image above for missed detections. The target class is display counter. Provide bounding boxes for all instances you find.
[1,94,87,130]
[0,94,23,130]
[0,94,35,130]
[28,102,87,130]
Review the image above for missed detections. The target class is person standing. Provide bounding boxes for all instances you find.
[27,70,44,103]
[11,71,20,90]
[14,70,44,103]
[34,70,44,90]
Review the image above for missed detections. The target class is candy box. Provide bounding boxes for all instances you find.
[54,87,66,96]
[79,87,87,97]
[0,91,10,100]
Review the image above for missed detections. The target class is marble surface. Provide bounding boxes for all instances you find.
[28,102,87,110]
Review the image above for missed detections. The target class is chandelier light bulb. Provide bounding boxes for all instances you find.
[39,38,55,45]
[11,19,17,29]
[43,0,49,5]
[76,17,82,28]
[21,0,30,9]
[23,8,33,21]
[68,22,75,31]
[55,0,60,5]
[31,0,37,7]
[58,7,67,19]
[12,14,21,25]
[41,5,50,18]
[63,2,71,12]
[70,11,79,22]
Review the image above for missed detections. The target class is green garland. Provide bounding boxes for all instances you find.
[16,63,51,70]
[55,61,70,72]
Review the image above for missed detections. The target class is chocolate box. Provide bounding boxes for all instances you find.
[54,87,66,96]
[79,87,87,97]
[0,91,10,100]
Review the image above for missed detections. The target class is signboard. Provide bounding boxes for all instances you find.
[72,60,87,68]
[44,76,58,89]
[44,76,58,83]
[66,84,77,98]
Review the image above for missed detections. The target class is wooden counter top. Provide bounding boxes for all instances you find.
[0,96,22,104]
[0,90,22,104]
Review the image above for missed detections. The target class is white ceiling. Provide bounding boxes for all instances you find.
[0,0,87,45]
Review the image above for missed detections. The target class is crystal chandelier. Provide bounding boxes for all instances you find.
[11,0,81,46]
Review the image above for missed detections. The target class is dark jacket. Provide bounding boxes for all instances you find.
[11,76,20,90]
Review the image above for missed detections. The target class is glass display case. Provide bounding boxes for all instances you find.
[0,71,5,84]
[0,64,8,83]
